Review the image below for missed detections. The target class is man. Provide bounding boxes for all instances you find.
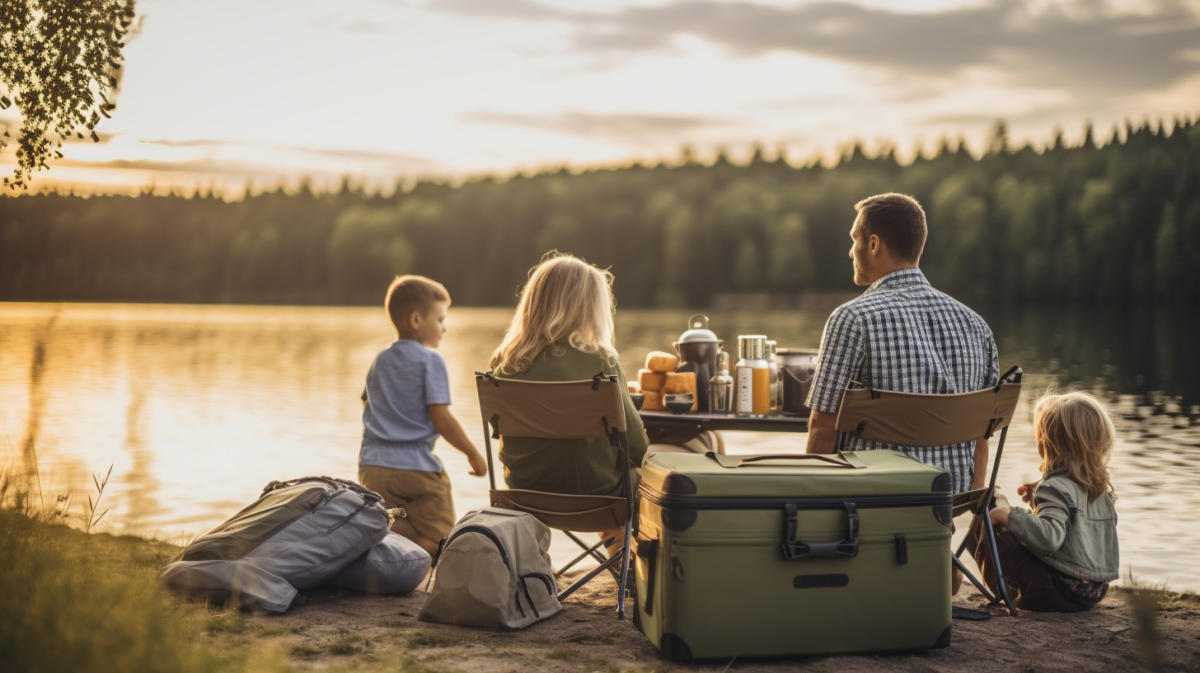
[805,193,998,494]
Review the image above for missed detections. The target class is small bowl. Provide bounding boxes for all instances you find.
[663,393,694,414]
[629,392,645,410]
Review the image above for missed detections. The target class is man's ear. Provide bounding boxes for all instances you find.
[868,233,881,256]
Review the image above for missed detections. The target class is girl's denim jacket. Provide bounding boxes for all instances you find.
[1008,471,1119,581]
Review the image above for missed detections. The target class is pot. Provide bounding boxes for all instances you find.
[777,347,819,416]
[672,314,723,413]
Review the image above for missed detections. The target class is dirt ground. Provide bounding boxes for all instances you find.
[242,573,1200,673]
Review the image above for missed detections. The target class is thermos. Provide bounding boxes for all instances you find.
[708,351,734,414]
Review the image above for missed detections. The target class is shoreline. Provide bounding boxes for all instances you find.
[5,512,1199,673]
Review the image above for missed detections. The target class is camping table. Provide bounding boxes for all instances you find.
[638,410,807,443]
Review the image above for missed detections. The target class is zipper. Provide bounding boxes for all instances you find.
[442,525,512,569]
[323,496,373,534]
[639,483,950,511]
[521,572,556,596]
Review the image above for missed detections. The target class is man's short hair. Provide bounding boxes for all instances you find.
[854,193,927,262]
[385,275,449,335]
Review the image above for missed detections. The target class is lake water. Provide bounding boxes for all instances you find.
[2,302,1198,592]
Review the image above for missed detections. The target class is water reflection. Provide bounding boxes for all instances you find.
[0,302,1197,592]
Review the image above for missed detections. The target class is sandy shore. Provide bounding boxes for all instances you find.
[251,572,1200,673]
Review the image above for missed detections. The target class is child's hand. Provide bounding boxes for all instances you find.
[1017,482,1037,504]
[989,505,1011,529]
[466,449,488,477]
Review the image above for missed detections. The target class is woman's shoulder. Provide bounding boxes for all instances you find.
[521,345,619,379]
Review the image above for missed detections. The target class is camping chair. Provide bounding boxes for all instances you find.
[475,371,636,620]
[833,366,1023,617]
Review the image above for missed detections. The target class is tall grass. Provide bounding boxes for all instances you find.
[0,505,290,673]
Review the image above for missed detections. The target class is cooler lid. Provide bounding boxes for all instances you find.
[641,450,949,498]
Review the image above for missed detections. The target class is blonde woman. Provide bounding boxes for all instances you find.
[970,392,1119,611]
[490,252,649,504]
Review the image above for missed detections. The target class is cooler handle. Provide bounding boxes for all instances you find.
[780,502,860,560]
[706,452,864,469]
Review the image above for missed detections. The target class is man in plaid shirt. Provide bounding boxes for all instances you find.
[805,193,998,495]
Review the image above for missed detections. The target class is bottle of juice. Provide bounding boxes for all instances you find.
[735,335,770,417]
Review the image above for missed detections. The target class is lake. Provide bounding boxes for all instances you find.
[2,302,1198,592]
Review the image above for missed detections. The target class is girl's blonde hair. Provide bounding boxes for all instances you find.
[489,252,617,376]
[1033,392,1115,501]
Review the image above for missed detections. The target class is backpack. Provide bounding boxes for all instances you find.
[160,476,391,613]
[419,507,562,629]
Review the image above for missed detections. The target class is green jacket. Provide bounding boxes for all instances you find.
[1008,471,1119,582]
[498,346,649,496]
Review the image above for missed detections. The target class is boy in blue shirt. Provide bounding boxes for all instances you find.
[358,275,487,555]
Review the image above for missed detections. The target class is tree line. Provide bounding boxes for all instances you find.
[2,118,1198,307]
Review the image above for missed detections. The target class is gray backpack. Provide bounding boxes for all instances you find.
[419,507,562,629]
[160,476,391,612]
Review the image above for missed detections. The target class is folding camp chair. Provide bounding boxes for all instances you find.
[475,371,636,620]
[833,366,1023,616]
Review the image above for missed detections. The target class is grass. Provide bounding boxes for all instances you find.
[0,508,292,673]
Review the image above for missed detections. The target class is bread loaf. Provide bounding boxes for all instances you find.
[627,381,641,393]
[641,390,664,411]
[644,350,678,373]
[637,368,667,391]
[663,371,697,394]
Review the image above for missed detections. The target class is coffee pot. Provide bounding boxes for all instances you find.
[673,314,723,413]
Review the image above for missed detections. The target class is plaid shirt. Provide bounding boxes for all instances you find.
[806,268,999,492]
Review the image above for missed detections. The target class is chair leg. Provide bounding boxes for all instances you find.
[561,530,620,581]
[558,551,623,602]
[953,554,997,604]
[616,519,633,620]
[556,539,606,578]
[952,488,1018,616]
[979,507,1018,616]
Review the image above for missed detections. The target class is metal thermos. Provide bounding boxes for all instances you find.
[708,351,734,414]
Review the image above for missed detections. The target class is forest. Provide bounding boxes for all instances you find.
[1,118,1197,308]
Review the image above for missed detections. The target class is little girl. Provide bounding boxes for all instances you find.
[971,391,1119,611]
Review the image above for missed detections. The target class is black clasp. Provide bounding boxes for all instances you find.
[780,502,860,560]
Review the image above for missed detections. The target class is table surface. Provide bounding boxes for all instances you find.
[638,409,808,433]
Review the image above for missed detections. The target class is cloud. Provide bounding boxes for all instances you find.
[54,157,283,176]
[459,109,726,142]
[141,138,226,148]
[138,137,436,167]
[430,0,1200,98]
[342,19,389,34]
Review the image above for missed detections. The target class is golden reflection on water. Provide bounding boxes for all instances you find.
[1,302,1198,591]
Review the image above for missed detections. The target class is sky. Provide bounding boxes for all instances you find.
[3,0,1200,194]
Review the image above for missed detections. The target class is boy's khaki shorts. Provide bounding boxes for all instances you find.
[359,466,456,543]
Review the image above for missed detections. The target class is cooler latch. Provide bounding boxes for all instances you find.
[780,502,860,560]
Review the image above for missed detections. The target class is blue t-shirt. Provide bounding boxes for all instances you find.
[359,340,452,472]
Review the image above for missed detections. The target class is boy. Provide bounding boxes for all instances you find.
[358,274,487,555]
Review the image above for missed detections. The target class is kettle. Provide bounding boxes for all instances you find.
[673,314,723,413]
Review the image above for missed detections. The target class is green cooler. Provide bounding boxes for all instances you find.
[633,450,953,660]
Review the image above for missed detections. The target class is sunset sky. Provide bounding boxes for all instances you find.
[4,0,1200,194]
